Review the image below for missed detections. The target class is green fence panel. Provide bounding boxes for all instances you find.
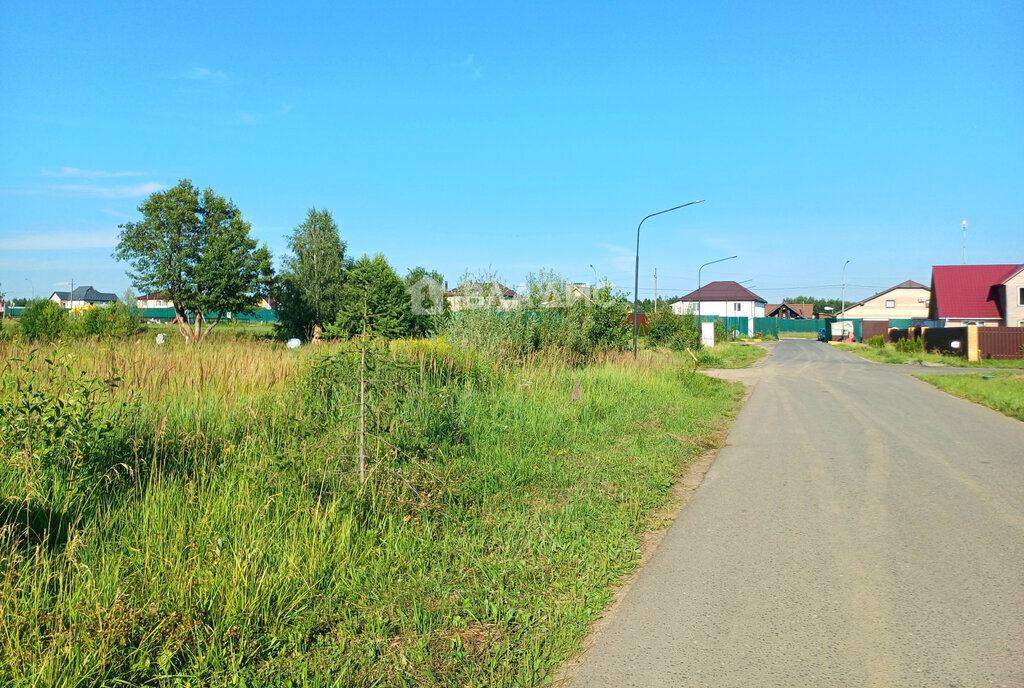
[141,307,177,320]
[140,308,279,323]
[752,318,824,336]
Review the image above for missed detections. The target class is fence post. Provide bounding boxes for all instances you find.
[967,324,980,362]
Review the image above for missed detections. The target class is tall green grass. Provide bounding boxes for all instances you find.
[0,337,742,686]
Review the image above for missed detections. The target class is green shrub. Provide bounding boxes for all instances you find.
[76,302,142,337]
[867,335,885,349]
[0,349,124,509]
[584,286,631,352]
[20,300,69,339]
[895,337,924,353]
[647,311,698,350]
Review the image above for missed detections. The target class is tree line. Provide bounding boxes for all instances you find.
[109,179,452,343]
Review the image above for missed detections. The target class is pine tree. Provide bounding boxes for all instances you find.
[274,208,348,340]
[331,254,411,340]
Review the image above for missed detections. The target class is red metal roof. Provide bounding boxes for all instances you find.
[930,264,1022,319]
[677,281,766,303]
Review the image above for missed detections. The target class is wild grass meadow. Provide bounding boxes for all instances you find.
[0,329,743,686]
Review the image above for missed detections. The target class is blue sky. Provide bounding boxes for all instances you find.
[2,0,1022,304]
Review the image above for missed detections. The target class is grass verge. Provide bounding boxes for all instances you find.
[695,342,768,370]
[916,372,1024,421]
[0,339,743,687]
[834,342,1024,369]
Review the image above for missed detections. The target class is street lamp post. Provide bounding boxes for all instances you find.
[633,200,705,358]
[24,278,34,300]
[840,259,850,318]
[696,255,737,348]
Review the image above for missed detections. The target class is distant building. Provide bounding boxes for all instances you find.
[841,280,929,319]
[671,281,767,336]
[50,286,118,309]
[446,282,518,312]
[929,264,1024,327]
[137,292,174,309]
[568,283,592,303]
[765,303,814,319]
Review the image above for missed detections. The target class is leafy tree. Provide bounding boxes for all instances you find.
[585,284,631,351]
[636,297,675,314]
[329,254,411,340]
[114,180,273,342]
[20,299,69,339]
[404,266,447,337]
[274,208,348,340]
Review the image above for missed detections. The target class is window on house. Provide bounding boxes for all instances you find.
[734,303,742,312]
[885,300,895,308]
[1019,287,1024,306]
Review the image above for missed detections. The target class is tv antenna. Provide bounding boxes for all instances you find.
[962,220,967,264]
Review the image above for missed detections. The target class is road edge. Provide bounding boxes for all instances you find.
[549,345,771,687]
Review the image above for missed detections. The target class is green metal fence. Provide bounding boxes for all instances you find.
[140,308,278,323]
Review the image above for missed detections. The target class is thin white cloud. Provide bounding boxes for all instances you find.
[0,229,119,251]
[43,182,165,199]
[42,167,148,178]
[233,104,292,125]
[178,66,228,81]
[597,242,636,274]
[457,54,483,79]
[439,54,484,81]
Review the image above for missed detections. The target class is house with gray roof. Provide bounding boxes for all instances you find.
[50,286,119,309]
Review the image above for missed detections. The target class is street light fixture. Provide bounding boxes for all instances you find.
[696,255,738,348]
[633,200,705,358]
[24,278,34,300]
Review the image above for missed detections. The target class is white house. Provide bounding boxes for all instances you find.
[671,281,767,336]
[50,286,118,309]
[137,292,174,309]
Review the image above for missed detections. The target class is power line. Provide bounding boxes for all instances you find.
[633,284,883,293]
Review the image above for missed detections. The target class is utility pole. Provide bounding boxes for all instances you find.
[840,260,850,319]
[653,268,658,314]
[962,220,967,264]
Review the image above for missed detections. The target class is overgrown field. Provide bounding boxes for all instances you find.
[0,335,743,686]
[916,372,1024,421]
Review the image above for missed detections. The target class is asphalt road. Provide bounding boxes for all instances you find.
[568,340,1024,687]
